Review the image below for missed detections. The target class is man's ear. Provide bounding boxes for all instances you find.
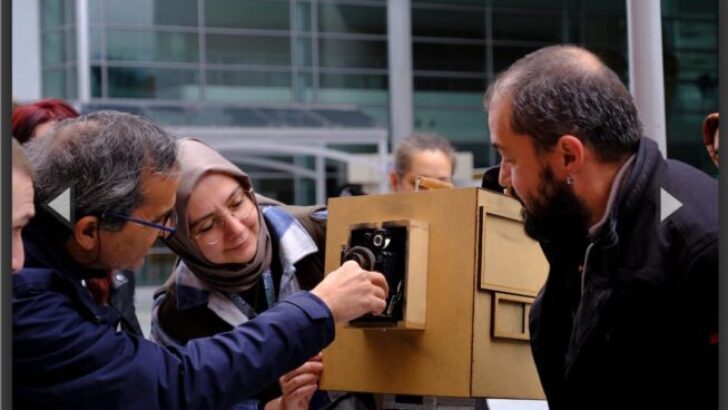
[73,215,100,251]
[556,135,584,174]
[388,170,399,193]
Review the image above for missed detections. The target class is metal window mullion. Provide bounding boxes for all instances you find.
[561,0,571,43]
[100,0,108,98]
[198,0,206,101]
[76,0,91,102]
[318,0,389,7]
[315,146,326,204]
[101,23,200,33]
[290,0,300,102]
[411,36,487,46]
[579,0,586,46]
[203,27,292,37]
[317,31,386,41]
[485,0,496,167]
[318,67,387,75]
[413,70,487,79]
[312,0,319,101]
[104,61,200,69]
[206,63,292,72]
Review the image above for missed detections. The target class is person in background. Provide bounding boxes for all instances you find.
[14,110,388,409]
[12,98,79,143]
[11,139,35,273]
[389,133,457,193]
[485,44,717,410]
[702,112,719,169]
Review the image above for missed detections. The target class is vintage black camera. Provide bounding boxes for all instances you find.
[341,225,408,325]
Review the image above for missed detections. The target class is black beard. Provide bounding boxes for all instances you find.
[520,167,591,246]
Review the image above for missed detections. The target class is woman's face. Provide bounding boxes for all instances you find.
[186,173,260,265]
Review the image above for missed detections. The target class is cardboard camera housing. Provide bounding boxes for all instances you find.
[321,188,549,400]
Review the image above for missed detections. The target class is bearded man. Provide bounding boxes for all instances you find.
[485,45,717,410]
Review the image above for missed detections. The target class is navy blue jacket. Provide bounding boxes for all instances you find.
[530,138,718,409]
[13,211,335,410]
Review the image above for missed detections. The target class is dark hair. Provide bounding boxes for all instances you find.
[484,45,642,163]
[24,110,179,231]
[12,98,80,144]
[393,133,457,177]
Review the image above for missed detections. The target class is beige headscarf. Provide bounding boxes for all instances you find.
[164,138,280,293]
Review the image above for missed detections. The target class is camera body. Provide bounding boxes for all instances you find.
[341,225,408,325]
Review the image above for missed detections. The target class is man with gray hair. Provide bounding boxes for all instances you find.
[14,110,389,409]
[11,139,35,273]
[389,133,457,192]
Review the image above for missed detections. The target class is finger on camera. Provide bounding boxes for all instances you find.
[281,362,323,383]
[282,374,320,395]
[287,384,318,401]
[370,298,387,315]
[341,259,362,271]
[368,271,389,294]
[371,284,386,300]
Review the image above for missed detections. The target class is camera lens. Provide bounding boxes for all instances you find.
[372,234,384,247]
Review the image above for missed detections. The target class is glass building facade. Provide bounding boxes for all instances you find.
[39,0,719,284]
[41,0,719,173]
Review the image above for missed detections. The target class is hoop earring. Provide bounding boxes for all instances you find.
[566,176,574,185]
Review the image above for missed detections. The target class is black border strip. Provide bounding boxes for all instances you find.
[718,0,727,408]
[1,0,12,407]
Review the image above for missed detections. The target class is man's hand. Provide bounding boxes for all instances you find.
[311,260,388,323]
[265,354,323,410]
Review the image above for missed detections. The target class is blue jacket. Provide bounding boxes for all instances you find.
[13,211,335,410]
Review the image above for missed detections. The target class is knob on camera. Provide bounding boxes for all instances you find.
[341,246,376,271]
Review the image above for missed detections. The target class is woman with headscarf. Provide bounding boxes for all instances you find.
[152,138,333,410]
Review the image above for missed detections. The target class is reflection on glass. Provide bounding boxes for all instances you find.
[67,65,78,99]
[414,77,485,107]
[294,1,312,32]
[91,66,102,97]
[106,0,197,26]
[492,11,563,42]
[413,42,484,72]
[583,14,627,45]
[492,45,541,72]
[206,70,292,103]
[318,74,388,104]
[413,108,486,141]
[319,39,387,69]
[91,29,102,60]
[42,68,66,98]
[41,0,64,29]
[318,4,386,34]
[206,0,289,30]
[206,35,290,66]
[107,30,199,63]
[413,8,484,39]
[42,31,67,66]
[490,0,564,9]
[108,67,200,99]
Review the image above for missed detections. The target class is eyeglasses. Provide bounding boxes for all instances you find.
[191,187,256,246]
[102,210,177,240]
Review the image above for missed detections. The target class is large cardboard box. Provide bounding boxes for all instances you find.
[320,188,549,399]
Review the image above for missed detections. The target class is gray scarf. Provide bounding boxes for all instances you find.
[164,138,280,293]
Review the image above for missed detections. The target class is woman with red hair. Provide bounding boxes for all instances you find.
[12,98,79,143]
